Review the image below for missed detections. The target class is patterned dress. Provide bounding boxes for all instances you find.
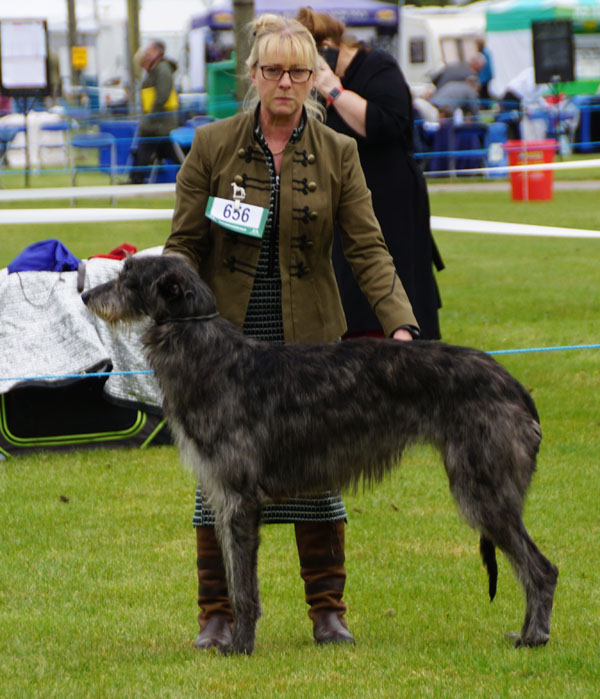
[193,117,347,527]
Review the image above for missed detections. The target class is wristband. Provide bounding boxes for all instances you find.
[327,86,344,105]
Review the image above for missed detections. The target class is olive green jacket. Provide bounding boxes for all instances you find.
[165,110,417,343]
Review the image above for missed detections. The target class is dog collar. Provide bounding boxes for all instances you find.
[156,312,220,325]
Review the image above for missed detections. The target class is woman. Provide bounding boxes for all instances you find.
[164,14,418,651]
[297,8,443,340]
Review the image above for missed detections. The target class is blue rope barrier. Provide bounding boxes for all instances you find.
[488,343,600,356]
[0,344,597,383]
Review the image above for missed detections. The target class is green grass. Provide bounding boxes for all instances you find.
[1,187,599,696]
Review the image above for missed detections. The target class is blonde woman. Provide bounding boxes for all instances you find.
[165,13,418,651]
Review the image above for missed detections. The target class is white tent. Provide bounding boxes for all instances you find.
[1,1,208,89]
[0,1,205,33]
[486,0,600,96]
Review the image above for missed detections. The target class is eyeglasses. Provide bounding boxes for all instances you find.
[260,66,313,83]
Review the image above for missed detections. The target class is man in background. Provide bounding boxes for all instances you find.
[129,40,181,184]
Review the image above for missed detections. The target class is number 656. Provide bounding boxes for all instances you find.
[223,203,250,223]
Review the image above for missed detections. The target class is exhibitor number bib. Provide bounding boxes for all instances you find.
[205,197,268,238]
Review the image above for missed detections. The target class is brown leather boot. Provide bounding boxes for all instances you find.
[193,525,233,650]
[294,520,355,645]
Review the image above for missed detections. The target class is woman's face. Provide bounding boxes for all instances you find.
[250,46,315,122]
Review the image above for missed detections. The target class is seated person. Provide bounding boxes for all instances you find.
[430,75,481,120]
[430,54,485,90]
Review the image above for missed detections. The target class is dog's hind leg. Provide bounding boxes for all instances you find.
[444,444,558,647]
[459,494,558,647]
[501,524,558,648]
[214,500,262,655]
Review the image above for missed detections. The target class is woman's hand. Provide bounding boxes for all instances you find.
[315,57,367,137]
[392,328,413,342]
[315,57,342,99]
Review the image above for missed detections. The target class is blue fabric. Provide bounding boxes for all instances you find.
[8,239,81,274]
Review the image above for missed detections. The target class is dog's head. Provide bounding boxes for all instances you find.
[82,254,218,324]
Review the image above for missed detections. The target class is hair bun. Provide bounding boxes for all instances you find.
[252,13,285,35]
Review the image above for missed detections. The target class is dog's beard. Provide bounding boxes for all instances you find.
[87,297,141,325]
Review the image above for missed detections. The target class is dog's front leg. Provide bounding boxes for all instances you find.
[215,501,262,655]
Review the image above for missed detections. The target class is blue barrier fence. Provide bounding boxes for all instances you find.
[2,100,600,180]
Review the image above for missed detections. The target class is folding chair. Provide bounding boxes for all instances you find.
[39,121,71,166]
[70,132,117,204]
[448,122,489,177]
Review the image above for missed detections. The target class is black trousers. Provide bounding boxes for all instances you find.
[129,136,181,184]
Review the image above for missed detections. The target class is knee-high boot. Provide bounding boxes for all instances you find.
[193,525,233,650]
[294,520,355,644]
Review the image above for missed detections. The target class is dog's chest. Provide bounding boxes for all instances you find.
[169,418,223,502]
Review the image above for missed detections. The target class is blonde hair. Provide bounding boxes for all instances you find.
[244,13,325,121]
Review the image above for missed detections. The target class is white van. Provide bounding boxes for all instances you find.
[398,5,487,92]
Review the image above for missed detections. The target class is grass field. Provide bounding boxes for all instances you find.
[0,185,599,696]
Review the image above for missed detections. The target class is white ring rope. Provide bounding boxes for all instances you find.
[0,183,175,202]
[0,157,599,204]
[1,206,598,238]
[430,217,600,238]
[1,157,599,236]
[0,208,173,224]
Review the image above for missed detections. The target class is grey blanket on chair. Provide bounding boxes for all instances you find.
[0,247,162,408]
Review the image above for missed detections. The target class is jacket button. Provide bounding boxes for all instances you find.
[237,148,246,158]
[298,263,311,277]
[308,181,317,192]
[234,175,243,185]
[307,154,316,164]
[309,211,318,220]
[298,235,314,250]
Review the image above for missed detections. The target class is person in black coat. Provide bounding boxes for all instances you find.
[298,8,443,340]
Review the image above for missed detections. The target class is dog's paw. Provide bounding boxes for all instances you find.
[519,633,550,648]
[228,643,254,656]
[230,632,255,656]
[506,631,549,648]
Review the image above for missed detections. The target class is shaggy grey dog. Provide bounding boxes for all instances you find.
[82,254,558,656]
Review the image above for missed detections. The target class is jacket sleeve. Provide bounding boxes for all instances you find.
[335,138,418,335]
[164,127,212,267]
[361,57,413,149]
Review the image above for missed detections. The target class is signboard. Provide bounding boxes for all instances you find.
[0,18,50,96]
[532,20,575,84]
[71,46,88,71]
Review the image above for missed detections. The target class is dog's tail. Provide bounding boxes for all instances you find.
[480,535,498,601]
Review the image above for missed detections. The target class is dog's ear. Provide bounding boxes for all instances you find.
[156,271,183,301]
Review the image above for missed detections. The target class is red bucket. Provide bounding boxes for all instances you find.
[504,139,557,201]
